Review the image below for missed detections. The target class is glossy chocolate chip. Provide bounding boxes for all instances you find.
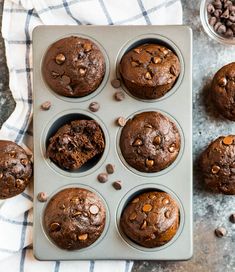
[41,101,51,110]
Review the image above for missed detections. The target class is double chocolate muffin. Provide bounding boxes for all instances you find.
[0,140,32,199]
[119,43,180,100]
[47,120,105,171]
[211,62,235,121]
[120,111,181,173]
[44,188,106,250]
[200,135,235,195]
[43,36,105,97]
[120,191,180,248]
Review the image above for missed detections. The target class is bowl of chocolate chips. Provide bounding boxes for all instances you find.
[201,0,235,44]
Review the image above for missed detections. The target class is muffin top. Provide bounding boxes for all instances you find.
[120,111,181,173]
[44,188,106,250]
[47,120,105,171]
[120,191,180,248]
[200,135,235,195]
[42,36,105,97]
[211,62,235,121]
[0,140,32,199]
[119,43,180,99]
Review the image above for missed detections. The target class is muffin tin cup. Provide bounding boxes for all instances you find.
[33,25,192,261]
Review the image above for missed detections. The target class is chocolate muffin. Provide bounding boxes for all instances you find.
[200,135,235,195]
[120,111,181,173]
[0,140,32,199]
[47,120,105,170]
[119,44,180,100]
[120,191,180,248]
[44,188,106,250]
[211,62,235,121]
[43,36,105,97]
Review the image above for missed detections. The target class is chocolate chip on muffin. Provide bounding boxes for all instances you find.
[120,191,180,247]
[44,188,106,250]
[0,140,32,199]
[211,62,235,121]
[200,135,235,195]
[119,44,180,100]
[120,111,181,173]
[43,36,105,97]
[47,120,105,170]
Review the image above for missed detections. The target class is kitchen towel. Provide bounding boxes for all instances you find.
[0,0,182,271]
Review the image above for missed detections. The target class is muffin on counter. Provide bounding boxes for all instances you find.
[211,62,235,121]
[120,191,180,247]
[200,135,235,195]
[0,140,32,199]
[120,111,181,173]
[119,43,180,100]
[43,36,105,97]
[47,120,105,171]
[44,188,106,250]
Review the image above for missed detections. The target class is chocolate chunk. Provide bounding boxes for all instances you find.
[229,213,235,223]
[133,138,143,146]
[217,24,226,34]
[114,91,125,101]
[132,197,139,203]
[153,136,162,145]
[106,163,115,174]
[153,56,161,64]
[97,173,108,183]
[211,165,220,174]
[83,43,92,52]
[41,101,51,111]
[112,180,122,190]
[55,53,65,65]
[50,222,61,232]
[207,3,215,13]
[111,79,121,88]
[145,159,154,167]
[116,117,126,127]
[209,16,217,27]
[37,192,48,202]
[78,233,88,240]
[145,72,152,80]
[89,102,100,112]
[140,220,147,230]
[215,227,227,237]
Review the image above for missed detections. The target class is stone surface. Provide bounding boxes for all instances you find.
[0,0,234,271]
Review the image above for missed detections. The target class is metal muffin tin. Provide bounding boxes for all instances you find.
[33,25,192,261]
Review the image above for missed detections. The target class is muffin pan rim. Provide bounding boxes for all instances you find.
[40,109,110,178]
[40,33,110,103]
[116,33,185,103]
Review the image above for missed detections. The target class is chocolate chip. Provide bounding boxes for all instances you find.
[153,135,162,145]
[168,145,175,153]
[112,180,122,190]
[225,28,234,37]
[111,79,121,88]
[20,158,28,166]
[116,117,126,127]
[217,24,227,34]
[145,72,152,80]
[134,48,141,54]
[0,172,3,179]
[223,136,234,145]
[79,68,86,76]
[61,75,71,85]
[114,91,125,101]
[215,227,227,237]
[140,220,147,230]
[97,173,108,183]
[37,192,48,202]
[16,179,24,188]
[218,77,227,87]
[229,14,235,22]
[211,165,220,174]
[214,9,222,18]
[89,205,99,215]
[129,212,137,221]
[72,211,82,217]
[55,53,65,65]
[209,17,217,27]
[213,0,222,9]
[145,159,154,167]
[221,8,230,19]
[106,163,115,174]
[153,56,161,64]
[9,150,16,157]
[83,43,92,52]
[229,213,235,223]
[132,197,139,203]
[131,61,139,67]
[142,204,152,212]
[133,138,143,146]
[78,234,88,240]
[162,198,170,205]
[41,101,51,110]
[164,210,171,218]
[214,21,222,31]
[170,65,177,76]
[50,222,61,232]
[207,3,215,13]
[89,102,100,112]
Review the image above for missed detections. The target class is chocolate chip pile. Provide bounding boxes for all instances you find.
[207,0,235,38]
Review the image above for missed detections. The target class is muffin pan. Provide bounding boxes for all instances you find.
[33,25,192,260]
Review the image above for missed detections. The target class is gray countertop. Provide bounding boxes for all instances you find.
[0,1,234,271]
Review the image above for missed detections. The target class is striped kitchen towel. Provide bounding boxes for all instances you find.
[0,0,182,271]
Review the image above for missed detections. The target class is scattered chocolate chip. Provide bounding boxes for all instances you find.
[145,72,152,80]
[162,198,170,205]
[217,24,227,34]
[129,212,137,221]
[142,204,152,212]
[133,138,143,146]
[131,61,139,67]
[114,91,125,101]
[229,213,235,223]
[83,43,92,52]
[55,53,65,65]
[61,75,71,85]
[79,68,86,76]
[140,220,147,230]
[50,222,61,232]
[116,117,126,127]
[0,172,3,179]
[78,233,88,240]
[145,158,154,167]
[9,150,16,157]
[41,101,51,110]
[215,227,227,238]
[153,56,161,64]
[153,136,162,145]
[20,158,28,166]
[89,102,100,112]
[112,180,122,190]
[134,48,141,54]
[218,77,227,87]
[168,145,175,153]
[223,136,234,145]
[106,163,115,174]
[97,173,108,183]
[132,197,139,203]
[89,205,99,215]
[37,192,48,202]
[211,165,220,174]
[16,179,24,188]
[209,16,217,27]
[207,3,215,13]
[111,79,121,88]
